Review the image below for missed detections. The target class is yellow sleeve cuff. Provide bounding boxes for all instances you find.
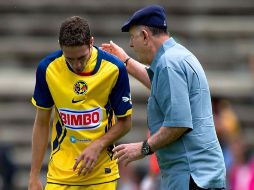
[31,98,53,110]
[116,109,132,118]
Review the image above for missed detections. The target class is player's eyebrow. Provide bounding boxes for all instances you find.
[65,55,86,60]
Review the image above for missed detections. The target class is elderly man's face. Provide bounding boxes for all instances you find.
[129,26,149,64]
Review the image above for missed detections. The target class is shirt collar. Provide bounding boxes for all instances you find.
[149,37,177,73]
[83,46,97,73]
[146,67,154,82]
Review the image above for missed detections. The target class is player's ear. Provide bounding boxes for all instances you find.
[90,37,94,48]
[58,40,62,49]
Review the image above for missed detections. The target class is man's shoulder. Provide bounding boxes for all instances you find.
[159,44,196,69]
[38,50,63,70]
[98,48,125,70]
[40,50,63,64]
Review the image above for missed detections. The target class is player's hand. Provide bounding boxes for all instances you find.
[73,141,102,175]
[28,175,43,190]
[113,142,144,166]
[101,41,129,63]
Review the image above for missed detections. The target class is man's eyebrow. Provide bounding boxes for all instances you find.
[65,55,86,60]
[77,55,86,59]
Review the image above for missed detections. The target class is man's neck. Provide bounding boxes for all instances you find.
[147,34,169,65]
[153,34,170,50]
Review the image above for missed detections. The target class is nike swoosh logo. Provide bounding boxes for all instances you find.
[72,99,82,103]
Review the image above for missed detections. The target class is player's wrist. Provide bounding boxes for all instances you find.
[94,140,105,152]
[30,171,41,177]
[29,171,41,181]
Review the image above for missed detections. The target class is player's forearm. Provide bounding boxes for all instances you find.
[126,58,151,89]
[148,126,188,152]
[95,115,132,151]
[30,123,50,177]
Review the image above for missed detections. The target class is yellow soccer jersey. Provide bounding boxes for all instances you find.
[32,47,132,185]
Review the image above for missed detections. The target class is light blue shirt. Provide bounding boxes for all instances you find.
[147,38,226,189]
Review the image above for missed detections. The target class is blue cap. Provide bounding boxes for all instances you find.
[121,5,167,32]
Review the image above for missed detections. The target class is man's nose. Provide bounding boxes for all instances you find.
[129,39,134,48]
[72,60,83,68]
[73,59,83,65]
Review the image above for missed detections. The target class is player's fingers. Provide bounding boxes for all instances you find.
[91,161,96,169]
[82,159,94,175]
[73,156,82,171]
[88,161,96,173]
[78,160,87,176]
[84,160,96,175]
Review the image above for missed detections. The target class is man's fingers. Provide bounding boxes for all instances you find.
[113,144,125,152]
[79,159,96,175]
[88,161,96,173]
[124,159,132,167]
[77,160,87,175]
[113,144,131,163]
[73,156,82,171]
[113,148,126,160]
[101,43,111,48]
[110,40,116,47]
[110,40,121,50]
[117,153,129,164]
[100,43,111,52]
[82,160,95,175]
[113,148,131,164]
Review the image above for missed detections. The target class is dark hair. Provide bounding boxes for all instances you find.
[59,16,91,47]
[147,26,168,36]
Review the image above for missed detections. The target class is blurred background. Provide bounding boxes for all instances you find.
[0,0,254,189]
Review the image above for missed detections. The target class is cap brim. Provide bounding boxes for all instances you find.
[121,22,131,32]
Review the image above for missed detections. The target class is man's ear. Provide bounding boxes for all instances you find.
[142,29,149,45]
[58,40,62,49]
[90,37,94,47]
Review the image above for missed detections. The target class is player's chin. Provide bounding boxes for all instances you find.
[74,68,84,74]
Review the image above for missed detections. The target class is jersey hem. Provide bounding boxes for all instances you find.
[46,177,120,186]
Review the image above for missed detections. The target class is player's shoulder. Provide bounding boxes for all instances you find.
[98,48,125,70]
[37,50,63,71]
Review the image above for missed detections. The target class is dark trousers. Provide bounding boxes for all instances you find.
[189,176,225,190]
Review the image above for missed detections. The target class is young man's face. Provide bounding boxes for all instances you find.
[62,44,91,74]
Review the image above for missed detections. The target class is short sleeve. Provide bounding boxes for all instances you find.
[109,63,132,117]
[32,60,54,109]
[156,67,193,128]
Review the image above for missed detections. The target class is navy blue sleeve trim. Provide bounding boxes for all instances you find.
[92,46,102,75]
[33,50,63,108]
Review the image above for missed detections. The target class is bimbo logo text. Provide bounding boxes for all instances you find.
[59,107,102,130]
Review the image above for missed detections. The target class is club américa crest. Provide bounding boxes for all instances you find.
[73,80,88,95]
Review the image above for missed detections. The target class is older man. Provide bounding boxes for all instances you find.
[102,5,226,190]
